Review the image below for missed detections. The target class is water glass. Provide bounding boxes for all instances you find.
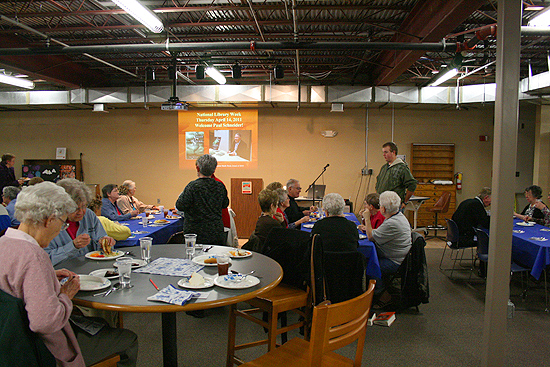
[184,234,197,247]
[186,247,195,259]
[139,237,152,263]
[116,257,132,288]
[142,216,148,227]
[158,205,164,215]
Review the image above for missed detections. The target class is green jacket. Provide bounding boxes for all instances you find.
[375,158,418,202]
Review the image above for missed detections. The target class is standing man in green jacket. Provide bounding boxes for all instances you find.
[375,142,418,209]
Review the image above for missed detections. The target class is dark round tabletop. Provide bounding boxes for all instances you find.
[55,245,283,312]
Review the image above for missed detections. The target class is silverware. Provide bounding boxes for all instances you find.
[203,246,213,252]
[92,282,121,297]
[230,270,260,278]
[124,251,136,256]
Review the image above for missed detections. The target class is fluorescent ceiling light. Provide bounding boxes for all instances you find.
[525,6,545,11]
[528,8,550,27]
[430,68,458,86]
[206,67,226,85]
[112,0,164,33]
[0,73,34,89]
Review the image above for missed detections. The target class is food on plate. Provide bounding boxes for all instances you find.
[100,237,112,256]
[131,262,141,267]
[229,249,249,257]
[105,270,118,277]
[189,272,205,286]
[154,219,169,224]
[165,215,179,219]
[89,252,106,258]
[204,257,217,264]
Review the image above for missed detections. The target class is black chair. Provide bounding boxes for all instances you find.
[386,232,430,312]
[439,218,476,279]
[0,289,56,367]
[310,234,366,306]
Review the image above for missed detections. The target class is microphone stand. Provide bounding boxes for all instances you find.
[306,164,329,208]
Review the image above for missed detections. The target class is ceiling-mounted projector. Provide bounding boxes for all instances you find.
[161,96,189,111]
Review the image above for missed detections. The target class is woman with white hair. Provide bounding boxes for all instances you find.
[176,154,229,245]
[117,180,158,215]
[363,190,412,307]
[311,193,359,251]
[45,179,114,266]
[275,188,310,229]
[0,182,138,366]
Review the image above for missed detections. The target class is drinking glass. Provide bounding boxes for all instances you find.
[186,247,195,259]
[184,234,197,247]
[142,216,148,227]
[139,237,152,263]
[217,255,230,276]
[116,257,132,288]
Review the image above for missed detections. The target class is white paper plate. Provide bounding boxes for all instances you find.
[153,220,170,225]
[85,250,124,260]
[129,217,141,220]
[89,268,119,279]
[516,221,535,227]
[192,255,232,267]
[540,228,550,232]
[513,230,525,234]
[177,277,214,289]
[226,250,252,259]
[79,275,111,291]
[113,259,147,269]
[359,234,367,240]
[214,275,260,289]
[529,237,548,241]
[302,223,314,229]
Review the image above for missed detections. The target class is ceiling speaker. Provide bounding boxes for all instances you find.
[195,65,205,79]
[274,65,284,79]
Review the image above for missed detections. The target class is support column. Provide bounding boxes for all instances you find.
[482,1,521,366]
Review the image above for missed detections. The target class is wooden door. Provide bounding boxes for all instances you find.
[231,178,263,238]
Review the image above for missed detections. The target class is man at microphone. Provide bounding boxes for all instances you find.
[284,178,317,229]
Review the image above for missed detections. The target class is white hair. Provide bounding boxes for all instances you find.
[122,180,136,189]
[322,193,345,216]
[15,182,77,224]
[275,188,288,205]
[286,179,299,189]
[57,178,92,205]
[379,191,401,215]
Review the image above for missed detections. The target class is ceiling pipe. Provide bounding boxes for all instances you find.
[0,41,458,56]
[292,0,300,111]
[0,15,139,79]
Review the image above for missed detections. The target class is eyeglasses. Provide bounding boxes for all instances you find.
[58,217,70,231]
[75,203,87,212]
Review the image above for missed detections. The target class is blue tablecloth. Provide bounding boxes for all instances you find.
[301,213,382,279]
[511,219,550,280]
[114,213,183,248]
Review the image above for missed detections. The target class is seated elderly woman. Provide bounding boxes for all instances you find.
[45,179,115,266]
[176,154,229,245]
[88,198,131,241]
[101,184,138,221]
[3,185,21,227]
[514,185,547,224]
[363,190,412,307]
[249,189,285,249]
[311,193,359,251]
[275,188,310,229]
[117,180,158,215]
[0,182,137,366]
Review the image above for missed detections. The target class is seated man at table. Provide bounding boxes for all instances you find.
[363,190,411,307]
[284,178,316,229]
[311,193,359,251]
[88,198,131,241]
[452,187,492,248]
[46,179,115,266]
[101,184,138,221]
[514,185,546,225]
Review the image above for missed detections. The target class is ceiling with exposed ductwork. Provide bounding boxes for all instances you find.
[0,1,548,92]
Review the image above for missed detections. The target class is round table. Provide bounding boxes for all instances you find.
[55,245,282,367]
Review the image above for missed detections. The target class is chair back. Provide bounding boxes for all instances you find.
[431,191,452,213]
[445,218,460,248]
[473,228,489,257]
[0,289,56,367]
[167,231,184,244]
[262,227,311,289]
[308,280,376,367]
[399,232,430,309]
[310,234,366,306]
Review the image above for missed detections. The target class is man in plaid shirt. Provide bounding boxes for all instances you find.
[375,142,417,209]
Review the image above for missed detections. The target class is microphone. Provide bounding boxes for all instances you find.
[324,164,330,169]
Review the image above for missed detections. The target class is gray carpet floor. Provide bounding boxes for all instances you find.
[123,240,550,366]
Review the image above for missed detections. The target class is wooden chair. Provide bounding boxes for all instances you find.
[425,191,451,240]
[89,354,120,367]
[226,283,309,367]
[239,280,376,367]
